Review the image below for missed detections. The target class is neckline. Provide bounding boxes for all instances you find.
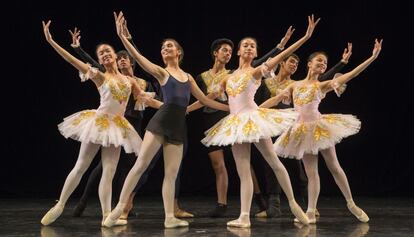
[165,69,189,83]
[168,74,189,84]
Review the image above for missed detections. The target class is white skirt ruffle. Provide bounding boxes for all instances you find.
[201,108,297,146]
[274,114,360,159]
[58,110,141,156]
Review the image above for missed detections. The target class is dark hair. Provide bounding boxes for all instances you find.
[237,37,258,50]
[284,53,300,63]
[95,42,115,57]
[307,51,328,63]
[210,38,234,59]
[161,38,184,65]
[116,50,136,71]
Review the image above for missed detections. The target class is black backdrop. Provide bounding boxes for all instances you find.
[3,0,412,198]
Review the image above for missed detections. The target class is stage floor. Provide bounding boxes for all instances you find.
[0,196,413,236]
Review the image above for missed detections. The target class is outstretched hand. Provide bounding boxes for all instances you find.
[42,20,52,42]
[341,42,353,63]
[279,26,295,48]
[372,38,383,58]
[123,20,132,40]
[305,14,321,38]
[69,27,81,47]
[114,11,127,38]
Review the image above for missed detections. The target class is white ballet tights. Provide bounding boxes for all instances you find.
[109,131,183,222]
[254,139,296,202]
[99,145,121,215]
[231,143,253,217]
[231,138,298,223]
[58,142,121,215]
[303,146,354,212]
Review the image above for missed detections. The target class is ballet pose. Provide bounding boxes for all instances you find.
[104,12,228,228]
[261,39,383,223]
[40,20,144,226]
[201,15,321,227]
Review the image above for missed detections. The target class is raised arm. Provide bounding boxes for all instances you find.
[251,15,320,79]
[320,43,352,81]
[114,12,168,83]
[42,20,104,86]
[120,20,156,82]
[252,26,295,67]
[121,19,140,50]
[189,75,229,111]
[321,39,383,93]
[69,27,105,72]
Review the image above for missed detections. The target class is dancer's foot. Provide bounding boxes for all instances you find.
[119,200,134,220]
[347,201,369,223]
[253,193,267,212]
[41,201,64,226]
[102,213,127,227]
[227,213,251,228]
[103,204,125,228]
[101,218,127,227]
[208,203,227,218]
[294,210,316,224]
[289,201,309,225]
[164,217,189,228]
[227,219,251,228]
[255,194,281,218]
[174,199,194,218]
[174,208,194,218]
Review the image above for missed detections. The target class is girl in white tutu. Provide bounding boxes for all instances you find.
[261,39,383,223]
[201,15,320,227]
[41,20,145,226]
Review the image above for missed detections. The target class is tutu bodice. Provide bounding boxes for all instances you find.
[292,82,323,122]
[202,71,296,146]
[226,71,261,114]
[97,76,132,115]
[58,69,142,155]
[274,81,360,159]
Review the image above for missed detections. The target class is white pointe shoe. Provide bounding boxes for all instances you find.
[102,217,127,227]
[164,217,189,228]
[41,202,64,226]
[347,202,369,223]
[289,202,309,225]
[226,219,251,228]
[294,211,316,224]
[103,215,118,228]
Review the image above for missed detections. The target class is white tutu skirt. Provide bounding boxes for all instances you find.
[58,110,141,156]
[201,108,297,146]
[274,114,360,159]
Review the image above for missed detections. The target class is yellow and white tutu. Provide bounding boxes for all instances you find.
[275,114,360,159]
[202,108,297,146]
[58,110,141,155]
